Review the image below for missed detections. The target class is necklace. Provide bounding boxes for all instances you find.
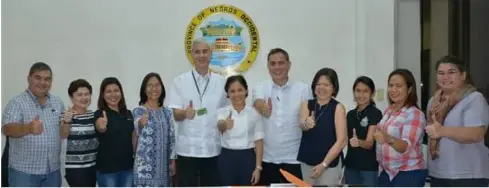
[314,101,329,122]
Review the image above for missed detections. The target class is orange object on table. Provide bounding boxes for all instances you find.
[279,168,311,187]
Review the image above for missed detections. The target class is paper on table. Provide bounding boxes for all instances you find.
[270,183,295,187]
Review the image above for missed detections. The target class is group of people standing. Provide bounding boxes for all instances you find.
[1,38,488,187]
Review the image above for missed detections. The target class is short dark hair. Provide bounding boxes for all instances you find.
[311,68,339,98]
[97,77,130,117]
[224,74,248,98]
[267,48,290,62]
[435,55,473,85]
[68,79,92,97]
[29,62,52,76]
[387,69,419,108]
[435,55,466,72]
[353,76,376,105]
[139,72,166,107]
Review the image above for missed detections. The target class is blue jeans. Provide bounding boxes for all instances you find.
[343,168,378,186]
[97,170,133,187]
[8,168,61,187]
[378,169,427,187]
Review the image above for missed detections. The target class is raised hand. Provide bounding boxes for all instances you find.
[225,110,234,130]
[305,111,316,129]
[373,127,387,144]
[139,109,149,126]
[30,115,43,135]
[185,100,196,120]
[96,110,108,131]
[62,106,76,123]
[426,114,443,139]
[261,97,273,118]
[349,128,360,147]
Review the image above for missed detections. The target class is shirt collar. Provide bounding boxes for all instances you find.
[192,69,210,80]
[386,105,408,115]
[25,89,51,104]
[356,103,373,112]
[228,105,250,115]
[272,79,291,89]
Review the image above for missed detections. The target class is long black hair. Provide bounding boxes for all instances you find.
[97,77,131,117]
[352,76,376,105]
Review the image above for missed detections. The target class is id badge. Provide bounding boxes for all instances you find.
[196,108,208,116]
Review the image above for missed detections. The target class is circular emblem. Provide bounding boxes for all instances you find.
[184,4,260,76]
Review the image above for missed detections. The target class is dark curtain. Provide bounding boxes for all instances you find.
[2,138,9,187]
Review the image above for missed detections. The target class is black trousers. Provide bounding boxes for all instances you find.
[65,167,97,187]
[218,148,255,186]
[1,138,9,187]
[176,155,220,187]
[430,176,489,187]
[258,161,302,186]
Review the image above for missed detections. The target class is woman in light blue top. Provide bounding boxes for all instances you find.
[133,72,176,187]
[425,55,489,187]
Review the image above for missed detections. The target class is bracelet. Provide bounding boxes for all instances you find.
[255,166,263,171]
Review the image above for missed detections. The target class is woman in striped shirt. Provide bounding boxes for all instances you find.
[60,79,98,187]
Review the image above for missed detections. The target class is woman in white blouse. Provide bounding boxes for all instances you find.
[217,75,264,186]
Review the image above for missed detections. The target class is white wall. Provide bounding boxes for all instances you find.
[395,0,422,106]
[1,0,419,186]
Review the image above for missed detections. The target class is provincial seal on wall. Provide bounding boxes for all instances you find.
[184,4,260,76]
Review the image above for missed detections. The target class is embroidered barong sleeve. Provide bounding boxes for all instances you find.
[253,109,265,141]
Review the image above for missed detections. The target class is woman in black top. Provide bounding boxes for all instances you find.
[297,68,347,186]
[94,77,136,187]
[343,76,382,186]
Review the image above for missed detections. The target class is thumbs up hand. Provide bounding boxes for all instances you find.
[138,110,149,127]
[96,110,108,131]
[225,110,234,130]
[373,127,388,144]
[185,100,196,120]
[305,110,316,129]
[261,97,273,118]
[30,115,43,135]
[62,106,76,123]
[349,128,360,147]
[426,114,443,139]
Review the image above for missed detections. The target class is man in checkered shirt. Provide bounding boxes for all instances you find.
[2,62,65,187]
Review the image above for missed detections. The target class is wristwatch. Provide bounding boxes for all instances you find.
[256,166,263,171]
[321,162,327,168]
[387,137,395,145]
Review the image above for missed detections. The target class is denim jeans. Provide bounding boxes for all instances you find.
[343,168,378,186]
[96,170,133,187]
[8,168,61,187]
[378,169,427,187]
